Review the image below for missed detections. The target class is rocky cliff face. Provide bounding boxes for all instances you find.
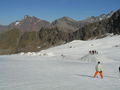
[71,9,120,40]
[108,9,120,34]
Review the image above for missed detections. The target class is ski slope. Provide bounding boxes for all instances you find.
[0,35,120,90]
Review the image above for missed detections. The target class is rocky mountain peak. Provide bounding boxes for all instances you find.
[8,15,50,32]
[24,15,31,19]
[58,16,77,22]
[82,11,114,23]
[22,15,42,23]
[0,9,119,33]
[51,16,79,32]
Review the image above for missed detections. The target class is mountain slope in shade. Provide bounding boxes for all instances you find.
[0,25,8,33]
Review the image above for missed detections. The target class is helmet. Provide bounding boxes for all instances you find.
[98,61,100,64]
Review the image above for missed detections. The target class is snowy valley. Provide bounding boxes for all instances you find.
[0,35,120,90]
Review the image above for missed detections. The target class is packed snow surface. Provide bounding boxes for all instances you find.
[0,35,120,90]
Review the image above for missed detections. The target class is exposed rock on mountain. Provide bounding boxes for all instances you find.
[9,15,50,32]
[51,17,80,32]
[82,11,114,23]
[72,9,120,40]
[108,9,120,34]
[0,11,114,33]
[0,28,43,54]
[37,9,120,49]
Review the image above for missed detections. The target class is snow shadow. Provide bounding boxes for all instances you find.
[75,74,118,79]
[104,75,118,79]
[75,74,93,78]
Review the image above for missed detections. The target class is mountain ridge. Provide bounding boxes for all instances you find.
[0,10,115,32]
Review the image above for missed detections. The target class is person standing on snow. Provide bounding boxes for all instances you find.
[93,61,103,79]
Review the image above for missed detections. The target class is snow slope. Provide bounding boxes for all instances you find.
[21,34,120,62]
[0,35,120,90]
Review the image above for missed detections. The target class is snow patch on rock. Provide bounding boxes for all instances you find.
[15,22,20,25]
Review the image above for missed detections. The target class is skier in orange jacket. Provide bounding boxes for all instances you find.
[93,61,103,79]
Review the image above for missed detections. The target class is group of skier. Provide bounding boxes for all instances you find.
[89,50,98,55]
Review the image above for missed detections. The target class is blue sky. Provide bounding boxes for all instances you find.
[0,0,120,25]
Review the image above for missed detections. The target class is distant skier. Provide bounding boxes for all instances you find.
[93,61,103,79]
[119,66,120,73]
[89,51,91,54]
[61,54,65,59]
[94,50,96,54]
[92,50,94,55]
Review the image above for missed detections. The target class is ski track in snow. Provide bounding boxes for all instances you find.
[0,35,120,90]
